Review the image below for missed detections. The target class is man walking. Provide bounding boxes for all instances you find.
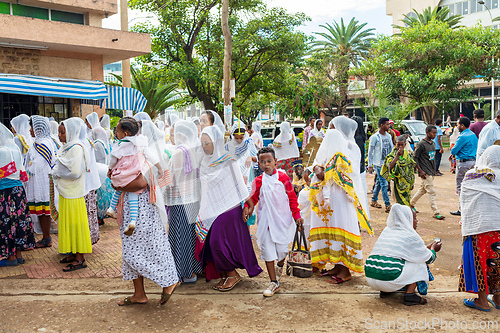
[434,119,444,176]
[450,117,478,216]
[410,126,445,220]
[477,110,500,157]
[368,117,393,213]
[469,109,488,138]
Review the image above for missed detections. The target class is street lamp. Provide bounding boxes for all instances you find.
[478,1,496,120]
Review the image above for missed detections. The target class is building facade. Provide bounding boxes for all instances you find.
[0,0,150,125]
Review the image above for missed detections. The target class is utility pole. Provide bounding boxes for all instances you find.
[120,0,131,89]
[221,0,232,129]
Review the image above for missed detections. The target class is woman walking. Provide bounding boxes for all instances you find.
[0,123,35,267]
[273,122,300,179]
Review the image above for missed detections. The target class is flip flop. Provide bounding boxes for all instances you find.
[328,275,351,284]
[487,295,500,309]
[118,296,147,306]
[62,260,87,272]
[433,214,445,220]
[463,298,491,312]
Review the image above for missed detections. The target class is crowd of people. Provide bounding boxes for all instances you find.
[0,108,499,310]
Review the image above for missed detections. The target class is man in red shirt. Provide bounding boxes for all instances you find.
[469,109,488,138]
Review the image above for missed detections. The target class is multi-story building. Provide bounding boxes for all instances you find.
[0,0,150,124]
[387,0,500,119]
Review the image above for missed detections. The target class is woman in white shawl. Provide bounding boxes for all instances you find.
[273,121,299,179]
[310,119,325,138]
[250,121,264,178]
[200,110,224,134]
[77,119,101,245]
[165,120,203,282]
[199,125,262,291]
[99,114,113,143]
[52,118,92,272]
[25,116,58,248]
[133,112,152,123]
[49,120,61,148]
[10,114,32,163]
[459,145,500,312]
[91,126,113,225]
[85,112,100,138]
[0,123,35,266]
[365,204,441,305]
[309,117,372,283]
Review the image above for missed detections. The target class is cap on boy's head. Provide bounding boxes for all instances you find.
[291,159,302,167]
[473,109,485,119]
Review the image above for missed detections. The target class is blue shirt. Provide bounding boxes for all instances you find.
[433,126,443,150]
[451,128,478,160]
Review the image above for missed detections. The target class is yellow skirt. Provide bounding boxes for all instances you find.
[58,195,92,254]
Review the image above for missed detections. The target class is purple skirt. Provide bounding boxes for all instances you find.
[201,204,262,279]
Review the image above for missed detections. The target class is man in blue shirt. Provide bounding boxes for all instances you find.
[449,117,478,216]
[434,119,444,176]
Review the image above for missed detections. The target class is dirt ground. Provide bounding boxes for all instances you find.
[1,152,499,332]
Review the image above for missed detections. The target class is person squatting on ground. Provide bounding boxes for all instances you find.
[365,204,441,306]
[410,126,445,220]
[243,147,303,297]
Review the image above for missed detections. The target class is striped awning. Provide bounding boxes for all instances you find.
[0,74,108,100]
[104,85,147,113]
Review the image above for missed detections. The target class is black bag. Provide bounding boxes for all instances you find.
[286,225,313,278]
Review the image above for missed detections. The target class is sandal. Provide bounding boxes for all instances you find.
[404,293,427,306]
[410,206,419,213]
[36,237,52,248]
[328,275,351,284]
[463,298,490,312]
[370,201,382,209]
[62,260,87,272]
[118,296,147,306]
[159,282,180,305]
[385,205,392,213]
[59,256,77,264]
[433,214,445,220]
[212,277,227,290]
[218,274,241,292]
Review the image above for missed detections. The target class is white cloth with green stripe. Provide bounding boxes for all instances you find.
[365,204,435,292]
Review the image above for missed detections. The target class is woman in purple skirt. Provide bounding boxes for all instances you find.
[199,125,262,292]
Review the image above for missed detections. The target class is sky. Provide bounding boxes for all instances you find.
[102,0,393,37]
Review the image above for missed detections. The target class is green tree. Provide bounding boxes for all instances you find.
[361,20,500,123]
[108,67,182,120]
[311,18,375,114]
[129,0,309,117]
[394,6,462,31]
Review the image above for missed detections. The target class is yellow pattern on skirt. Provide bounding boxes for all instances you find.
[57,195,92,254]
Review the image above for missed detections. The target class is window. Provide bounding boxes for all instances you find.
[37,97,69,122]
[470,0,477,13]
[486,0,492,8]
[12,4,48,20]
[456,2,462,16]
[478,1,483,11]
[449,4,455,15]
[493,0,499,9]
[51,9,84,25]
[463,1,469,15]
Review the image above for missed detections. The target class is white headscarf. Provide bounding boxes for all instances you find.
[10,114,31,139]
[199,126,248,230]
[155,120,165,133]
[174,120,198,147]
[251,121,263,149]
[92,127,110,165]
[86,112,100,130]
[28,116,57,171]
[167,114,180,127]
[100,114,113,141]
[370,204,432,264]
[461,145,500,237]
[77,118,101,193]
[225,120,257,181]
[49,120,59,136]
[450,127,459,144]
[204,110,225,136]
[273,121,299,161]
[310,119,325,138]
[0,122,23,180]
[133,112,152,123]
[141,119,168,173]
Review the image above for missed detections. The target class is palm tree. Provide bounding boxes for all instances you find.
[108,67,183,120]
[394,6,462,31]
[312,18,375,114]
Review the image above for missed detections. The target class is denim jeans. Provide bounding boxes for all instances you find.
[372,165,390,207]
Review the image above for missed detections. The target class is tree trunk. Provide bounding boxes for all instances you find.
[422,105,438,124]
[221,0,232,129]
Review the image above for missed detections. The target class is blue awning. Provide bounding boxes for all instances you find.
[0,74,108,100]
[104,85,147,113]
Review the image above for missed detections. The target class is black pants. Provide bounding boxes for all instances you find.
[435,150,442,172]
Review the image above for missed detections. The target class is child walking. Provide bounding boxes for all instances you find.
[107,117,150,236]
[243,147,303,297]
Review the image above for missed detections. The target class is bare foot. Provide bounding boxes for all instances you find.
[320,265,341,276]
[117,295,148,306]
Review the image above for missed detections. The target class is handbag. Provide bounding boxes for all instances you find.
[286,225,313,278]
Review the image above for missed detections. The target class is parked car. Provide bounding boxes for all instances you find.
[262,123,305,148]
[398,120,428,149]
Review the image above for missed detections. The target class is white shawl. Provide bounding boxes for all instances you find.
[310,119,325,138]
[461,145,500,236]
[370,204,432,264]
[273,122,299,161]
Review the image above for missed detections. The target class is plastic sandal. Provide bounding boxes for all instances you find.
[433,214,445,220]
[487,295,500,310]
[118,296,147,306]
[463,298,490,312]
[404,293,428,306]
[62,260,87,272]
